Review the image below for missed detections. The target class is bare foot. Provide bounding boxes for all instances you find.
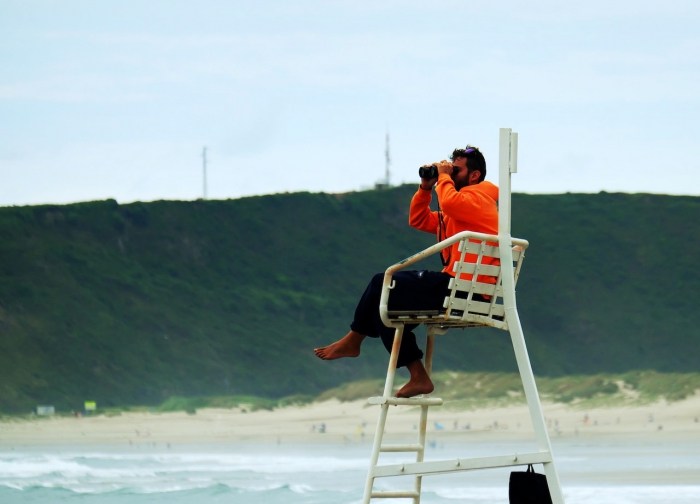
[395,359,434,398]
[396,379,434,398]
[314,331,366,360]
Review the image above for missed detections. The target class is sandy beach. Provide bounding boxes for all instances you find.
[2,397,700,503]
[2,395,699,447]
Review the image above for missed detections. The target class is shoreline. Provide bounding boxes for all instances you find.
[2,396,699,447]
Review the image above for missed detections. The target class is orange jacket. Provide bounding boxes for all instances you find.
[409,173,499,278]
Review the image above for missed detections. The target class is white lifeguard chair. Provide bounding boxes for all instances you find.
[362,129,566,503]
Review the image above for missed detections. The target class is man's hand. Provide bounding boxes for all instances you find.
[437,160,453,176]
[420,160,452,190]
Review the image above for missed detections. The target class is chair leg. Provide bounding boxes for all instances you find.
[362,325,404,504]
[505,308,566,504]
[412,327,436,504]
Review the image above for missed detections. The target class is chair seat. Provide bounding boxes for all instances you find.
[387,310,443,318]
[386,309,505,328]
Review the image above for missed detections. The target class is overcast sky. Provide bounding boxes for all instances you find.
[1,1,699,206]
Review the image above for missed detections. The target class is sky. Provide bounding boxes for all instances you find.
[1,0,699,206]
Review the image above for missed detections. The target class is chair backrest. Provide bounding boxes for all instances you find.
[443,234,528,327]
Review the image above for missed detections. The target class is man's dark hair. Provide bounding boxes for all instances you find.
[451,145,486,182]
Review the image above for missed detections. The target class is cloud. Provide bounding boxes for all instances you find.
[1,0,699,204]
[0,74,156,103]
[14,24,697,107]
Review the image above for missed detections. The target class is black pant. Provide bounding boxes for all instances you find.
[350,270,452,368]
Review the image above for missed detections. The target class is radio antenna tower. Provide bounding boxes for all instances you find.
[384,131,391,187]
[202,146,208,200]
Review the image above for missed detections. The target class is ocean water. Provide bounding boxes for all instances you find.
[1,440,699,503]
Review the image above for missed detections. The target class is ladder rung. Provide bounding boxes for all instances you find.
[371,490,420,499]
[380,444,423,452]
[367,396,443,406]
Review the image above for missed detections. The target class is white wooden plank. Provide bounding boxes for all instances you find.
[371,490,420,498]
[380,444,423,452]
[462,240,498,258]
[372,451,552,478]
[452,263,501,277]
[447,298,505,317]
[450,278,500,296]
[447,314,509,330]
[462,241,522,261]
[367,397,443,406]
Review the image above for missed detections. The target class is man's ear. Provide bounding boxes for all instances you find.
[469,170,481,185]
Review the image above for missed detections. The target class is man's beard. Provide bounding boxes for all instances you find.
[453,170,474,191]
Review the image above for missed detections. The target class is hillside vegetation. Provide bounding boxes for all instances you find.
[0,187,699,413]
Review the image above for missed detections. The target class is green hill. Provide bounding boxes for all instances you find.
[0,187,698,413]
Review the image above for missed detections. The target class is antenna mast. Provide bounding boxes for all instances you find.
[202,146,208,200]
[384,131,391,187]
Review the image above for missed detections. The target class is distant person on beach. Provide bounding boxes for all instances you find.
[314,146,498,397]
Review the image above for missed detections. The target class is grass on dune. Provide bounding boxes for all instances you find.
[315,370,700,410]
[4,371,698,418]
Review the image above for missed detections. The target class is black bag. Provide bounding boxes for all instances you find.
[509,464,553,504]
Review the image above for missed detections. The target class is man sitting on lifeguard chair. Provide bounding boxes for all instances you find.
[314,145,498,398]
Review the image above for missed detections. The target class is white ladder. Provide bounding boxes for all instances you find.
[362,128,565,503]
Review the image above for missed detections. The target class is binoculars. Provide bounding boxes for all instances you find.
[418,165,438,180]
